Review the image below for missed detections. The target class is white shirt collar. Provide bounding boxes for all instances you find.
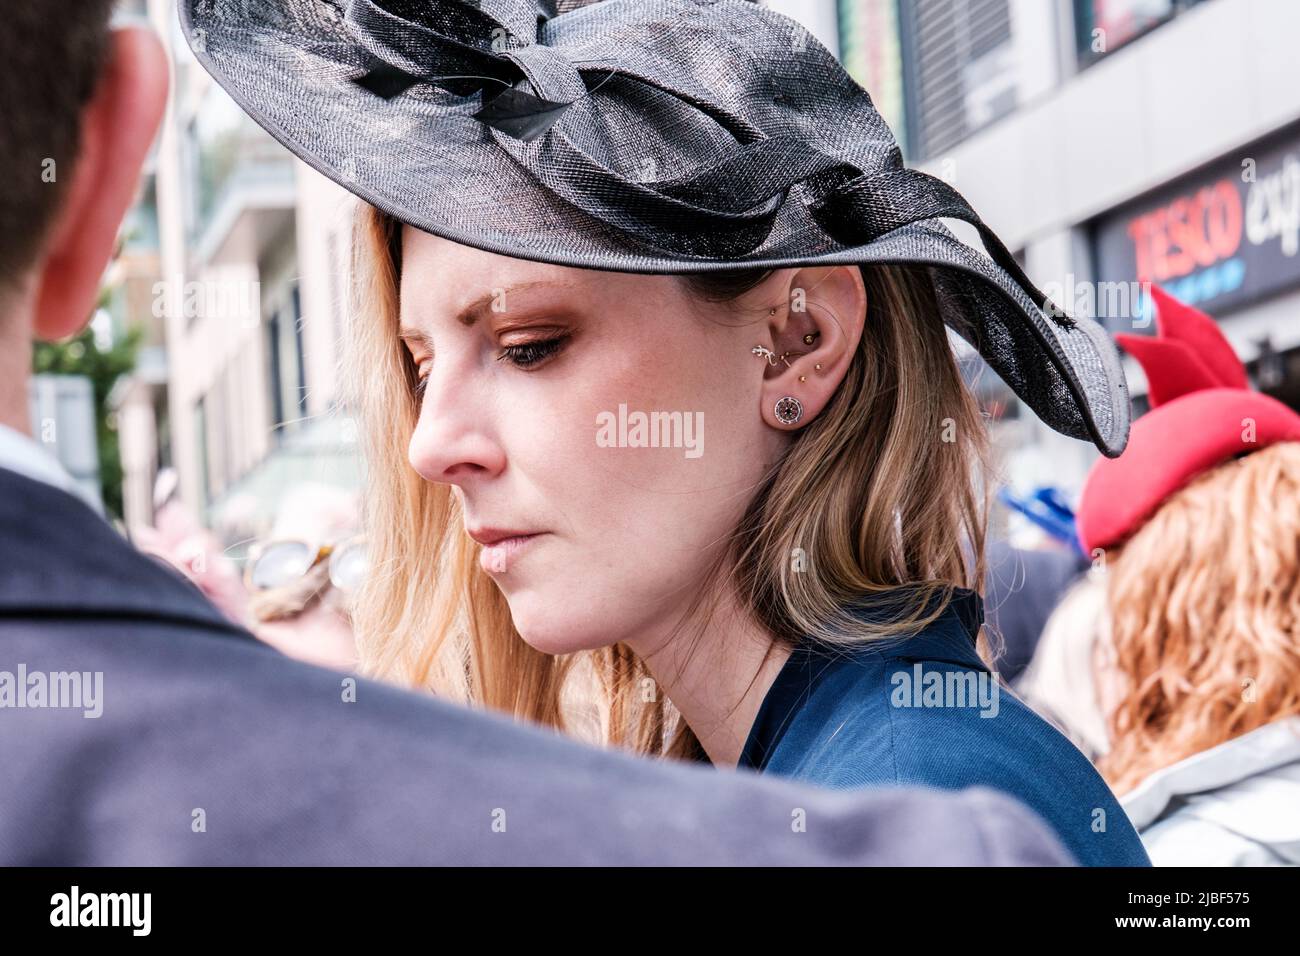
[0,422,97,507]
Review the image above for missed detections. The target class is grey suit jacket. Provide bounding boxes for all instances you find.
[0,467,1072,865]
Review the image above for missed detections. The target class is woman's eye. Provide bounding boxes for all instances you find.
[496,335,567,369]
[413,362,432,396]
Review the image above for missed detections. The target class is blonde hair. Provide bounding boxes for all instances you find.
[1097,441,1300,794]
[343,204,992,759]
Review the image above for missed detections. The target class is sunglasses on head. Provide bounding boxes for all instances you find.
[244,535,368,594]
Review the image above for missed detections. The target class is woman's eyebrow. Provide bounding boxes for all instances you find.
[398,280,569,341]
[397,327,432,349]
[450,280,568,328]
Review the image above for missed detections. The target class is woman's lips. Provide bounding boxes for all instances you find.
[479,533,544,574]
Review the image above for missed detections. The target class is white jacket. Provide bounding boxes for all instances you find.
[1121,717,1300,866]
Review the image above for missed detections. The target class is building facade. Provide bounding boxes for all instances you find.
[113,0,361,546]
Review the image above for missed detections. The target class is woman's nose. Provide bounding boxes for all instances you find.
[407,376,505,486]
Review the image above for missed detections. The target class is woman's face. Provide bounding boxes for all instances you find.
[399,230,798,655]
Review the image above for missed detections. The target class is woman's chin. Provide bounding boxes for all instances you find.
[506,599,615,656]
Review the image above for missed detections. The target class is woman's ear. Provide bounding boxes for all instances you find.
[754,265,867,430]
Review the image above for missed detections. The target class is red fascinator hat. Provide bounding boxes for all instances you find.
[1077,284,1300,554]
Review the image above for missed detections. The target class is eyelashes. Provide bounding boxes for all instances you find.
[412,334,569,397]
[495,335,568,369]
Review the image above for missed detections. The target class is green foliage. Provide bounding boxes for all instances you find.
[32,322,142,520]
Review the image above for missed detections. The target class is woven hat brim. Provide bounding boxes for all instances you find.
[179,0,1129,457]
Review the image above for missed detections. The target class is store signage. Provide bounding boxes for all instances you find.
[1093,126,1300,332]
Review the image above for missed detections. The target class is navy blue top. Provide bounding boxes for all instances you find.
[739,589,1150,867]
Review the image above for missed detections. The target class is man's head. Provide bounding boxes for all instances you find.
[0,0,167,394]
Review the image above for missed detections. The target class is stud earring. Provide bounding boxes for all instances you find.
[774,395,803,425]
[815,363,822,371]
[802,332,818,345]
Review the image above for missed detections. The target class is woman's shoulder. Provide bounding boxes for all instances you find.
[770,631,1109,791]
[754,590,1095,782]
[747,590,1151,865]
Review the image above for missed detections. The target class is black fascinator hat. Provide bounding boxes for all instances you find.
[180,0,1129,456]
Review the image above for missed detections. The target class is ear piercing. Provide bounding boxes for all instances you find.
[752,345,805,368]
[752,345,823,369]
[770,305,821,349]
[753,343,817,424]
[751,345,789,367]
[774,396,804,425]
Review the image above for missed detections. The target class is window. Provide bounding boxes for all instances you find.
[838,0,909,154]
[897,0,1016,161]
[1074,0,1210,65]
[193,396,210,512]
[266,283,307,440]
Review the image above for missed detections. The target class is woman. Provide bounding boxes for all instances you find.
[182,0,1146,865]
[1078,285,1300,865]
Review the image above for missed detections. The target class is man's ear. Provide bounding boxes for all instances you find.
[32,26,169,342]
[755,265,867,430]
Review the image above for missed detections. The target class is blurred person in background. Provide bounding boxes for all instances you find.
[243,483,363,671]
[135,476,362,671]
[1014,570,1113,763]
[132,467,252,627]
[984,486,1090,684]
[1078,285,1300,866]
[985,541,1088,685]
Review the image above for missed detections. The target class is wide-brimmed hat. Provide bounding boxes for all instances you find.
[180,0,1130,456]
[1078,285,1300,553]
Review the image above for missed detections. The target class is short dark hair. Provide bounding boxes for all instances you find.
[0,0,117,287]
